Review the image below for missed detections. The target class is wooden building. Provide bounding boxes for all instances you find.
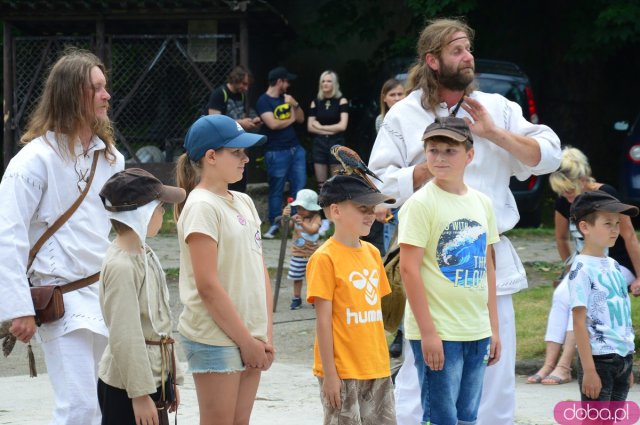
[1,1,278,178]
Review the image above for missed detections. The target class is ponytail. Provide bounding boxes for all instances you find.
[549,146,594,195]
[404,63,423,95]
[174,153,201,221]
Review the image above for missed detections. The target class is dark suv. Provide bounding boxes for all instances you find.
[615,113,640,205]
[474,59,544,227]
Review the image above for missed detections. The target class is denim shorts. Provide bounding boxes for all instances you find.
[410,337,491,425]
[312,134,343,165]
[179,334,245,373]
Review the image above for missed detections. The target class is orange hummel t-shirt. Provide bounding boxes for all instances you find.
[306,237,391,379]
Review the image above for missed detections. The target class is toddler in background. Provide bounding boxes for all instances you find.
[283,189,322,310]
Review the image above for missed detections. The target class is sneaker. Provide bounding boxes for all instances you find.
[318,219,331,237]
[263,224,279,239]
[389,329,403,358]
[290,297,302,310]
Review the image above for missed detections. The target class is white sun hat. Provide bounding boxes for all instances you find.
[290,189,322,211]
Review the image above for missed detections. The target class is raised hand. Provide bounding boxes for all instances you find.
[461,96,498,139]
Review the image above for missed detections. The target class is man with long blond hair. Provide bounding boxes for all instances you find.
[369,18,561,425]
[0,48,124,424]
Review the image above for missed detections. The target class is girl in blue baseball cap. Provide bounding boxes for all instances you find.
[174,114,273,424]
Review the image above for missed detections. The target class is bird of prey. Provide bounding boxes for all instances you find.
[330,144,383,189]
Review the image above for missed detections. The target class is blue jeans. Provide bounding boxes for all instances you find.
[383,208,399,252]
[410,337,491,425]
[265,145,306,224]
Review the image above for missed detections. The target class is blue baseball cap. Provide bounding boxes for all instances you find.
[183,115,266,161]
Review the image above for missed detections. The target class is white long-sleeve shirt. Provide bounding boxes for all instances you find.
[0,132,124,341]
[369,89,561,294]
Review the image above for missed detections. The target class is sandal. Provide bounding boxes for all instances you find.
[541,365,572,385]
[527,363,555,384]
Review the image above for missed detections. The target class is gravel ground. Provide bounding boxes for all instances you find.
[6,232,637,424]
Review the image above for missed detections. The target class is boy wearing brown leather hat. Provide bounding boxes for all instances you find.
[398,116,501,425]
[569,190,638,402]
[97,168,186,425]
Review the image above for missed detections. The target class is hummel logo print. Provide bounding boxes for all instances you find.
[349,269,379,306]
[345,268,383,325]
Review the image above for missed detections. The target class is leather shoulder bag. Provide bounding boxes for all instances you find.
[28,150,101,326]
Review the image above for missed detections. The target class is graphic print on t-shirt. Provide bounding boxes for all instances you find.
[346,268,382,325]
[273,103,292,120]
[349,268,380,305]
[436,219,487,288]
[569,257,634,356]
[225,96,245,120]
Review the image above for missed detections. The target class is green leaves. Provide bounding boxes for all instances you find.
[405,0,477,17]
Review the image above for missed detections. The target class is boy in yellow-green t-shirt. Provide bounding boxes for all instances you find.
[398,116,501,425]
[306,174,397,424]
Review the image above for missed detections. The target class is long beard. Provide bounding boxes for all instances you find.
[438,66,474,91]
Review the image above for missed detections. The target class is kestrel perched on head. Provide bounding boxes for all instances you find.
[330,144,382,189]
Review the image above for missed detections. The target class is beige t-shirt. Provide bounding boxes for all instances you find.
[177,189,268,346]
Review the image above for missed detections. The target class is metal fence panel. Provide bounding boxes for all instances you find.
[13,36,92,133]
[12,34,236,161]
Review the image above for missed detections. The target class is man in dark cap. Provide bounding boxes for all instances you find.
[256,66,306,239]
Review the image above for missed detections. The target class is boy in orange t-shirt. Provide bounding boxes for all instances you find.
[306,174,397,424]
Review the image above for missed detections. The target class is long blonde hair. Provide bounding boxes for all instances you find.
[549,146,595,195]
[316,70,342,100]
[21,48,116,162]
[405,18,475,112]
[173,153,202,220]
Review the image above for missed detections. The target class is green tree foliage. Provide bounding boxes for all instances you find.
[296,0,639,63]
[297,0,477,59]
[405,0,477,18]
[578,0,640,57]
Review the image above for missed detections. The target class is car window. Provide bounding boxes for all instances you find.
[475,78,526,110]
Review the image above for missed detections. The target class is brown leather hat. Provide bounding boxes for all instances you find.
[422,116,473,144]
[100,168,186,212]
[570,190,639,222]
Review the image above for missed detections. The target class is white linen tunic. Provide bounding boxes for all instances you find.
[369,89,561,425]
[369,89,562,295]
[0,132,124,341]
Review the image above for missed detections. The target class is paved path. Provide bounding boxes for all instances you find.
[147,234,293,271]
[3,363,638,424]
[1,232,601,424]
[147,232,562,271]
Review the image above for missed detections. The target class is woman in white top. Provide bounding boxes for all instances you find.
[174,114,273,425]
[0,49,124,424]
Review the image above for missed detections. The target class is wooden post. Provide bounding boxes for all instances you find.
[239,18,248,68]
[95,17,105,61]
[3,21,15,170]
